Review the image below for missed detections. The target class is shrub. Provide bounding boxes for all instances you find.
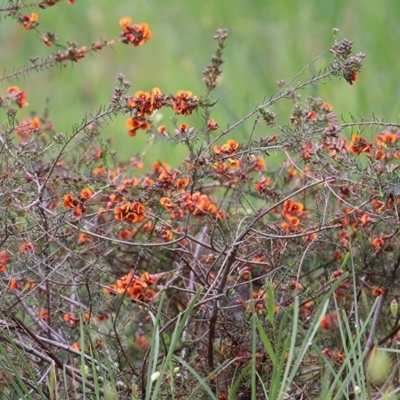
[0,2,399,399]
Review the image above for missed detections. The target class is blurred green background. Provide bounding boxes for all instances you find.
[1,0,399,165]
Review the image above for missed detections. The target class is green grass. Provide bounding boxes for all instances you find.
[1,1,399,165]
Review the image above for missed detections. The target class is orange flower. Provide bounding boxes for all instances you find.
[24,280,36,290]
[80,188,93,201]
[250,155,266,171]
[345,71,357,85]
[0,265,6,273]
[20,242,34,253]
[223,139,239,153]
[71,342,80,351]
[374,149,386,160]
[160,197,174,211]
[285,215,300,227]
[306,110,317,120]
[119,17,152,46]
[38,310,48,321]
[171,90,198,116]
[175,178,190,192]
[207,119,219,131]
[213,139,239,155]
[9,278,19,290]
[77,233,90,245]
[21,13,39,30]
[118,229,132,240]
[377,131,398,145]
[119,17,132,32]
[372,288,385,297]
[322,102,333,111]
[161,229,173,241]
[92,166,106,176]
[114,201,146,223]
[228,158,241,169]
[372,237,384,249]
[348,134,371,156]
[371,199,384,212]
[15,117,41,142]
[0,250,9,264]
[255,177,271,194]
[126,117,151,136]
[287,167,297,178]
[63,194,78,208]
[64,313,79,324]
[73,205,86,217]
[127,88,162,116]
[282,200,304,216]
[320,312,338,330]
[213,161,228,173]
[157,125,168,136]
[7,86,29,108]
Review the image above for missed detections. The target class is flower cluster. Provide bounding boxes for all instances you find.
[124,88,200,136]
[63,188,93,217]
[281,199,305,232]
[104,271,158,302]
[119,17,152,47]
[114,201,146,223]
[2,86,29,108]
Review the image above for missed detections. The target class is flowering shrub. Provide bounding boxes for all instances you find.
[0,2,399,399]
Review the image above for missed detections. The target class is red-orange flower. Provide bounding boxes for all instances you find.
[160,197,174,211]
[119,17,152,46]
[0,250,9,265]
[228,158,241,169]
[360,213,372,227]
[64,313,79,324]
[377,131,398,145]
[207,119,219,131]
[73,205,86,217]
[9,278,19,290]
[80,188,93,201]
[374,149,386,160]
[15,117,40,142]
[372,287,385,297]
[175,178,190,192]
[282,200,304,216]
[157,125,168,137]
[20,242,34,253]
[118,229,132,240]
[104,271,157,302]
[372,237,385,249]
[250,155,266,171]
[127,88,163,116]
[348,134,371,156]
[126,117,151,136]
[345,71,358,85]
[171,90,198,116]
[7,86,29,108]
[255,177,271,194]
[77,233,90,245]
[285,215,300,227]
[63,194,78,208]
[71,342,81,351]
[213,139,239,155]
[114,201,146,223]
[320,312,338,331]
[21,13,39,30]
[38,310,48,321]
